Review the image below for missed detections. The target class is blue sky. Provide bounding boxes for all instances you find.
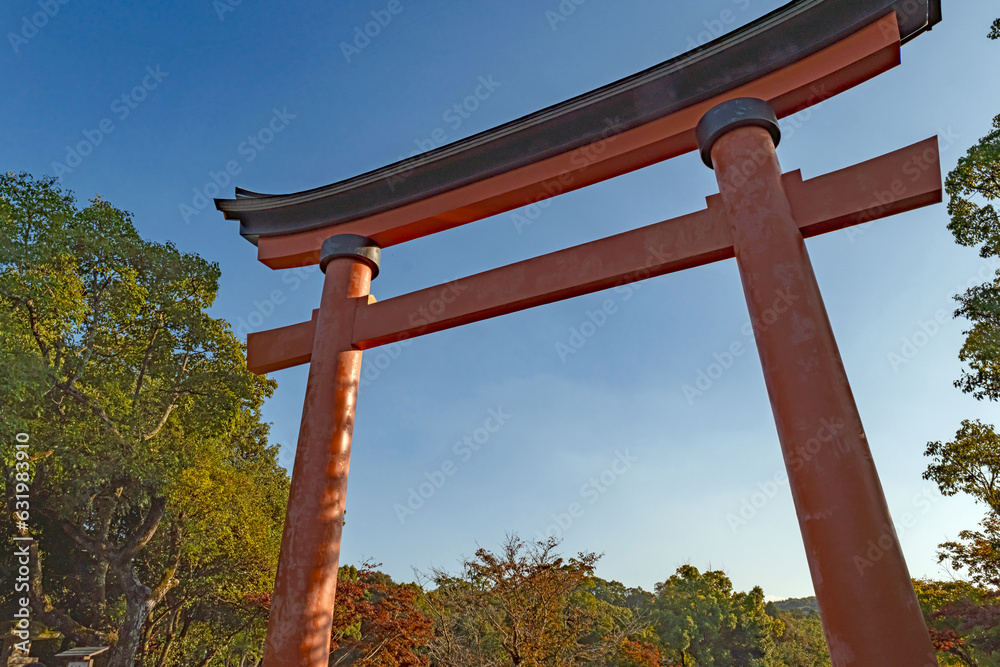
[4,0,999,600]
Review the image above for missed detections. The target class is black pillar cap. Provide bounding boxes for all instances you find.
[695,97,781,169]
[319,234,381,278]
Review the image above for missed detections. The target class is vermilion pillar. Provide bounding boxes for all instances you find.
[696,99,937,666]
[262,235,380,667]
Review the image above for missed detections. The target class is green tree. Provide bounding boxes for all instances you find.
[769,609,830,667]
[943,16,1000,400]
[650,565,783,667]
[918,17,1000,667]
[0,173,286,666]
[924,420,1000,514]
[134,416,288,666]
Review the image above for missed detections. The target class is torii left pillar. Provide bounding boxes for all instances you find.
[262,234,380,667]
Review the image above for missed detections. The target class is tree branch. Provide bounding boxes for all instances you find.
[149,522,183,604]
[53,380,125,443]
[132,323,161,412]
[0,290,50,361]
[65,274,112,390]
[193,619,250,667]
[97,485,125,542]
[23,298,49,361]
[143,403,177,441]
[60,519,114,559]
[118,496,168,563]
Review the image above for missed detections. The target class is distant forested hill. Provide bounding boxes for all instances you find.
[773,596,820,614]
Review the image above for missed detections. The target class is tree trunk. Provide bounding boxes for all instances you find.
[106,542,179,667]
[91,559,109,620]
[102,499,180,667]
[86,486,122,627]
[106,564,158,667]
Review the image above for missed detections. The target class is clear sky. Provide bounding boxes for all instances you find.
[4,0,999,600]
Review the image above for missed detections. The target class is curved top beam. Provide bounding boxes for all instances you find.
[215,0,940,267]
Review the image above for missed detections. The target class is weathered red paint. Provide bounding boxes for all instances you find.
[261,257,371,667]
[709,125,938,666]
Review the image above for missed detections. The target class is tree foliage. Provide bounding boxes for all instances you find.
[918,18,1000,666]
[925,420,1000,513]
[327,563,433,666]
[769,609,829,667]
[650,565,783,667]
[421,535,655,667]
[915,579,1000,667]
[0,173,287,667]
[942,16,1000,399]
[922,422,1000,664]
[944,102,1000,398]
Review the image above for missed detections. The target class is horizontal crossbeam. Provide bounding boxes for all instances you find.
[246,136,941,374]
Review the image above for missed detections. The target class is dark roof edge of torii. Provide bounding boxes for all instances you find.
[214,0,941,247]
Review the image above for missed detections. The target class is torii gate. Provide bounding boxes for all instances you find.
[216,1,944,665]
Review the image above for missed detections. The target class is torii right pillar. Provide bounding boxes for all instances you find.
[697,98,938,666]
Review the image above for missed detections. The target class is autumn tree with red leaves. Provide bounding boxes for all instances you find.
[420,535,652,667]
[324,564,433,666]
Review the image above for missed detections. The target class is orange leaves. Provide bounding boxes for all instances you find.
[329,563,432,666]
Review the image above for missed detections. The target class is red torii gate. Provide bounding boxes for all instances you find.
[217,2,943,665]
